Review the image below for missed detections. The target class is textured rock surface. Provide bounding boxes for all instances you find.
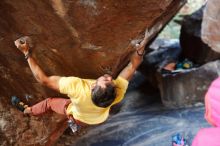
[202,0,220,53]
[70,106,209,146]
[180,6,220,64]
[0,0,186,145]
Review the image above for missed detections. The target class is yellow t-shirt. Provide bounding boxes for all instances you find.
[59,76,128,125]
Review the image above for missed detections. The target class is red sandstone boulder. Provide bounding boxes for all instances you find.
[0,0,185,145]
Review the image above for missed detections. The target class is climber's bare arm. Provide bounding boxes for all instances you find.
[27,57,61,91]
[119,30,149,81]
[14,36,60,92]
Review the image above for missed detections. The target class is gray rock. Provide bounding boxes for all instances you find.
[157,60,220,108]
[180,6,220,64]
[202,0,220,53]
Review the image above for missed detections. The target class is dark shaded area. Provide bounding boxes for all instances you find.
[77,106,208,146]
[139,39,182,88]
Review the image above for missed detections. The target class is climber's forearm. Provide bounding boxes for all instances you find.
[27,56,48,84]
[118,51,143,81]
[27,56,60,91]
[118,35,147,81]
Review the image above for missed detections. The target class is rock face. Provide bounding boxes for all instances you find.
[0,0,186,145]
[180,6,220,64]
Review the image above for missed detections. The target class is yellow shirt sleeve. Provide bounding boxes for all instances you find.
[112,76,129,105]
[59,77,82,98]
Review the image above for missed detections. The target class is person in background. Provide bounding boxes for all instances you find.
[192,76,220,146]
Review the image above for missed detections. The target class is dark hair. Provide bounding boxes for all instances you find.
[91,84,116,108]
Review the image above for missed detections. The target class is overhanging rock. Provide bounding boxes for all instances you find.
[0,0,186,97]
[0,0,186,145]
